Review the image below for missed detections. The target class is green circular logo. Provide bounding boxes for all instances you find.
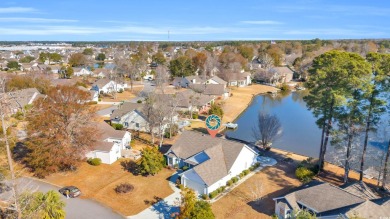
[206,114,221,130]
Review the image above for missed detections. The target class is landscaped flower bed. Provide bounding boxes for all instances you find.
[204,162,261,200]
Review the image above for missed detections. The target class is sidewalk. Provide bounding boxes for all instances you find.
[127,172,181,219]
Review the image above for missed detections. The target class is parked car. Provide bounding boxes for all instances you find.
[59,186,81,198]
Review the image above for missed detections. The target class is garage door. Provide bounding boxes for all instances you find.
[184,178,205,195]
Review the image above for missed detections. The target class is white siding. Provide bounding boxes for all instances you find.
[184,145,257,195]
[183,177,206,195]
[229,145,257,176]
[86,151,111,164]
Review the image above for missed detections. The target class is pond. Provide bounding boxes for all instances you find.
[226,91,321,158]
[225,91,389,170]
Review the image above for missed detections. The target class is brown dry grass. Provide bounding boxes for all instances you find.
[211,162,301,219]
[212,147,381,219]
[45,161,175,216]
[92,104,113,111]
[271,148,379,187]
[221,85,278,124]
[100,90,139,102]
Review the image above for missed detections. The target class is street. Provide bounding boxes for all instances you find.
[0,177,124,219]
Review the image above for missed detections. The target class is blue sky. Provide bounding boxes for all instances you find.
[0,0,389,41]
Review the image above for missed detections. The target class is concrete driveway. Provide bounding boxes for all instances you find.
[127,173,181,219]
[1,177,123,219]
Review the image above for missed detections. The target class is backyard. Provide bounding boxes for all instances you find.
[44,160,175,216]
[211,160,301,219]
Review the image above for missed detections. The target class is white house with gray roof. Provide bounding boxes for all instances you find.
[273,180,390,219]
[165,131,258,195]
[86,122,131,164]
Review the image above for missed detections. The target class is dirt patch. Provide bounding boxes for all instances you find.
[44,161,175,216]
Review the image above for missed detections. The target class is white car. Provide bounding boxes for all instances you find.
[225,122,238,129]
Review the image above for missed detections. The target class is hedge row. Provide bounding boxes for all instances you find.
[204,162,261,200]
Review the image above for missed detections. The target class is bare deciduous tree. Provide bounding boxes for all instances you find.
[0,77,21,218]
[253,113,282,148]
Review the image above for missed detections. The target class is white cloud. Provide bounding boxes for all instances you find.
[241,20,283,25]
[0,7,36,13]
[0,17,78,23]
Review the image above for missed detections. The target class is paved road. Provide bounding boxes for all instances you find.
[1,177,123,219]
[138,81,155,97]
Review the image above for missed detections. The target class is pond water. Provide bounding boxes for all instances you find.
[225,91,389,170]
[226,91,322,157]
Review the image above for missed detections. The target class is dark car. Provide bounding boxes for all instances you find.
[59,186,81,198]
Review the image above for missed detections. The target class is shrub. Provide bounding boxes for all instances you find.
[231,177,239,183]
[88,101,98,105]
[87,158,102,166]
[209,191,218,199]
[192,113,198,119]
[98,98,102,102]
[112,123,124,130]
[201,194,208,200]
[295,167,315,183]
[220,186,226,192]
[279,83,290,91]
[164,124,179,138]
[208,103,224,118]
[114,183,134,194]
[182,166,189,171]
[243,169,250,175]
[130,140,135,147]
[249,166,254,171]
[239,172,245,178]
[137,100,142,104]
[118,88,124,93]
[226,180,233,186]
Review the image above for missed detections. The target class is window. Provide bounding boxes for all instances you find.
[136,123,139,128]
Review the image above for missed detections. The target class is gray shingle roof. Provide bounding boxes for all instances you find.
[170,131,252,186]
[189,84,226,96]
[340,182,380,200]
[7,88,41,111]
[294,183,365,213]
[208,76,227,85]
[346,199,390,219]
[94,141,115,151]
[92,78,111,88]
[99,122,127,140]
[110,102,143,120]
